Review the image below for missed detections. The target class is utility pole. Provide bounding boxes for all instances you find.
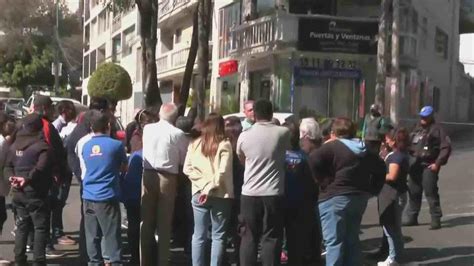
[390,0,400,124]
[54,0,60,92]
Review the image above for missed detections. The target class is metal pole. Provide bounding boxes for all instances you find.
[54,0,60,92]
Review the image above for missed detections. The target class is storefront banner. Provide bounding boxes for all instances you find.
[219,60,239,77]
[298,18,378,54]
[294,67,362,79]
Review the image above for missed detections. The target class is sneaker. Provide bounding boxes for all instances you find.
[0,257,11,265]
[378,257,400,266]
[45,247,65,258]
[121,221,128,230]
[280,251,288,264]
[56,235,76,245]
[26,245,33,253]
[321,249,327,257]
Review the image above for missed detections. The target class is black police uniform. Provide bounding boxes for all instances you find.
[406,121,451,224]
[363,114,389,155]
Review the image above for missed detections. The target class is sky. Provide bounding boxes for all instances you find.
[66,0,80,13]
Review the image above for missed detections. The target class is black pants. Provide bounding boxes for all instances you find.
[407,164,442,219]
[240,195,284,266]
[12,194,50,266]
[0,196,7,233]
[125,201,140,265]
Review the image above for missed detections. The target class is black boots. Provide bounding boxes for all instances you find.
[430,217,442,230]
[402,217,419,226]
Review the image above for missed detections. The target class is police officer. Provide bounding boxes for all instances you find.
[362,103,390,155]
[404,106,451,230]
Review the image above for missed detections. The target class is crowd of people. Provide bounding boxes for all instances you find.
[0,95,451,266]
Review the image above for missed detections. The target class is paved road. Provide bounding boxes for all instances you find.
[1,140,473,265]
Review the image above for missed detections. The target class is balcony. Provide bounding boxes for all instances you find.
[158,0,197,25]
[229,12,298,57]
[156,44,212,79]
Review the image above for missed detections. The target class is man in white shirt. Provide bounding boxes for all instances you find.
[141,103,189,266]
[52,100,76,137]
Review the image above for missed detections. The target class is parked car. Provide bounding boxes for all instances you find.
[23,94,88,117]
[0,98,25,119]
[223,112,296,125]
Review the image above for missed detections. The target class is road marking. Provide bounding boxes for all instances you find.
[443,212,474,218]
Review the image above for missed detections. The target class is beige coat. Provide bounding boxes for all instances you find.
[183,138,234,198]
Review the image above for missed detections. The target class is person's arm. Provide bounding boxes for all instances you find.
[236,134,245,165]
[3,147,15,182]
[183,142,194,178]
[434,126,451,167]
[49,123,72,184]
[386,163,400,182]
[177,132,189,167]
[308,144,332,184]
[118,143,128,174]
[206,142,233,195]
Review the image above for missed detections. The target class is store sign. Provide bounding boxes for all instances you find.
[294,67,362,79]
[298,18,378,54]
[219,60,238,77]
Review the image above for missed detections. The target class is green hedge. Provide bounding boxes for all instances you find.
[87,62,132,101]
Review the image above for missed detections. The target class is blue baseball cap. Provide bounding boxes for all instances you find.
[419,106,434,117]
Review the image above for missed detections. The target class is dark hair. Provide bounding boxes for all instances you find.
[332,117,356,139]
[225,116,242,148]
[0,112,8,126]
[91,113,111,133]
[284,120,300,150]
[176,116,194,134]
[57,100,76,115]
[201,113,226,158]
[254,99,273,121]
[89,97,109,111]
[320,119,334,139]
[136,109,155,129]
[386,128,410,152]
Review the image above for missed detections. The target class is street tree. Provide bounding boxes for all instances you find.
[87,62,133,102]
[112,0,162,109]
[0,0,83,97]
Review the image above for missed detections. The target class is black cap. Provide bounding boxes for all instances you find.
[21,113,43,134]
[33,95,53,108]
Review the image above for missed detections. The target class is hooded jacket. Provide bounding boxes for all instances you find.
[4,131,52,198]
[309,138,386,202]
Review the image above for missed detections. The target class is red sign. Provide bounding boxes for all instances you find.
[219,60,238,77]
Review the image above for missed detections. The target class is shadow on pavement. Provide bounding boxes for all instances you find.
[403,247,474,265]
[441,216,474,228]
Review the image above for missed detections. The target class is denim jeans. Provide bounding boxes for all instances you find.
[191,193,231,266]
[12,194,50,266]
[318,194,369,266]
[0,196,6,234]
[83,200,122,266]
[124,201,140,264]
[382,193,406,262]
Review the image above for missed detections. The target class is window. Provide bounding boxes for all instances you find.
[90,50,97,74]
[97,45,106,66]
[218,3,241,59]
[91,18,97,39]
[422,17,428,48]
[434,27,448,59]
[112,35,122,63]
[122,26,135,57]
[175,28,182,44]
[290,0,335,15]
[84,24,90,51]
[83,55,90,78]
[136,47,142,82]
[98,10,107,33]
[432,87,441,111]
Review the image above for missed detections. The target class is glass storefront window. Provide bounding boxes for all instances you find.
[220,75,240,115]
[329,79,356,118]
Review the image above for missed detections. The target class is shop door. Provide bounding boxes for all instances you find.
[250,71,271,100]
[329,79,357,119]
[294,77,329,117]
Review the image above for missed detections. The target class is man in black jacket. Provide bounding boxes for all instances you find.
[404,106,451,230]
[32,95,74,252]
[5,114,53,266]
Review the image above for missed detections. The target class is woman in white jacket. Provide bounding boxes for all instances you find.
[184,113,234,266]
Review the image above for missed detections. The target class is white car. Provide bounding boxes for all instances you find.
[223,112,295,125]
[23,94,88,115]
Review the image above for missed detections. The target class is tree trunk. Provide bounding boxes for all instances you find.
[375,0,391,111]
[390,0,400,124]
[137,0,162,109]
[178,2,199,117]
[195,0,211,121]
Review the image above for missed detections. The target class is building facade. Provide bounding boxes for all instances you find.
[82,0,472,124]
[212,0,471,122]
